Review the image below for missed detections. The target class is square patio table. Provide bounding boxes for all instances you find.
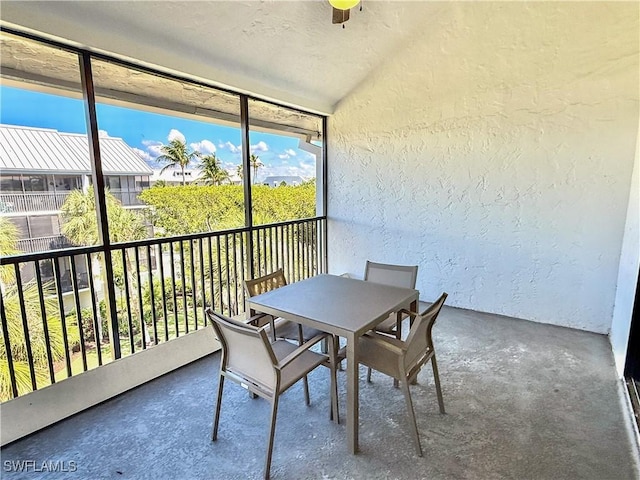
[246,273,419,454]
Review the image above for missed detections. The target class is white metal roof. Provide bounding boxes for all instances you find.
[0,124,153,175]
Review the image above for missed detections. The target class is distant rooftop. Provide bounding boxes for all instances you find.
[0,124,153,175]
[262,175,305,186]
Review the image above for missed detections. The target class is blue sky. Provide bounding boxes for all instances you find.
[0,85,317,180]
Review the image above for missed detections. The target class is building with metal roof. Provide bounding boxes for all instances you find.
[0,124,152,175]
[0,124,152,258]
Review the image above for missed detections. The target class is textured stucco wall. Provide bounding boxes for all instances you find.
[328,2,639,333]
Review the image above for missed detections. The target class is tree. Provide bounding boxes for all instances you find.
[0,281,73,400]
[60,187,147,245]
[236,164,243,180]
[199,154,231,186]
[61,187,149,348]
[0,217,20,286]
[156,139,200,186]
[250,154,263,184]
[0,219,77,400]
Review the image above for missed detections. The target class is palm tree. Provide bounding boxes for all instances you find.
[156,139,200,186]
[0,281,72,400]
[0,219,77,400]
[199,154,231,186]
[250,154,263,184]
[60,187,147,245]
[236,164,244,180]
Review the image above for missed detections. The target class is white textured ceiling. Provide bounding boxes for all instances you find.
[0,1,441,114]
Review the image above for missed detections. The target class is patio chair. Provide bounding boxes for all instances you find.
[364,261,418,382]
[207,309,339,480]
[358,292,448,456]
[365,260,419,336]
[244,268,330,404]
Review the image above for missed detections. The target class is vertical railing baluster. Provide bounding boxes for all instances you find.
[147,245,158,346]
[274,225,280,270]
[239,232,246,314]
[122,248,135,354]
[158,243,169,342]
[208,237,215,314]
[286,224,292,281]
[134,247,146,350]
[69,256,88,372]
[252,229,258,277]
[198,238,206,324]
[232,232,239,316]
[224,234,231,317]
[293,223,299,282]
[216,235,223,315]
[14,264,37,391]
[35,260,55,383]
[189,239,198,330]
[170,242,179,339]
[179,241,188,334]
[86,254,103,367]
[0,289,19,398]
[255,229,261,276]
[306,221,311,278]
[52,258,72,377]
[269,226,275,273]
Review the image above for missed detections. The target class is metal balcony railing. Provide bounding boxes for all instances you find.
[0,190,146,213]
[0,192,72,213]
[0,217,327,402]
[16,235,75,254]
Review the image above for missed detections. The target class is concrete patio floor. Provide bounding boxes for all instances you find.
[2,305,638,479]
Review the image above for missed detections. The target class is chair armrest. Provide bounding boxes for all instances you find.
[397,308,420,320]
[362,331,406,354]
[246,312,271,326]
[275,334,328,369]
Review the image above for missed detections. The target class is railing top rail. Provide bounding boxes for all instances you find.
[0,216,327,265]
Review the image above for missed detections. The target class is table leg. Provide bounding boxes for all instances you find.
[409,299,419,385]
[346,332,359,454]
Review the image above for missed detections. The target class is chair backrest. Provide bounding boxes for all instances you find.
[403,293,448,370]
[206,309,278,393]
[244,268,288,297]
[364,261,418,289]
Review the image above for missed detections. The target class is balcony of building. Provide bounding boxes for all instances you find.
[0,2,638,479]
[0,192,72,214]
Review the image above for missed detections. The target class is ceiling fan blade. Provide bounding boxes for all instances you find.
[332,7,350,24]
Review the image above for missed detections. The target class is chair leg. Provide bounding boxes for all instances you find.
[393,327,401,388]
[303,375,311,406]
[212,376,225,441]
[400,379,423,457]
[366,366,373,383]
[329,335,340,424]
[264,396,279,480]
[297,324,311,406]
[431,355,445,414]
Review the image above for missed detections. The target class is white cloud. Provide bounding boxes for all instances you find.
[168,129,185,143]
[98,129,110,138]
[191,139,216,154]
[285,149,296,156]
[132,147,154,162]
[259,161,315,180]
[250,141,269,154]
[219,141,241,154]
[278,154,290,160]
[146,144,164,158]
